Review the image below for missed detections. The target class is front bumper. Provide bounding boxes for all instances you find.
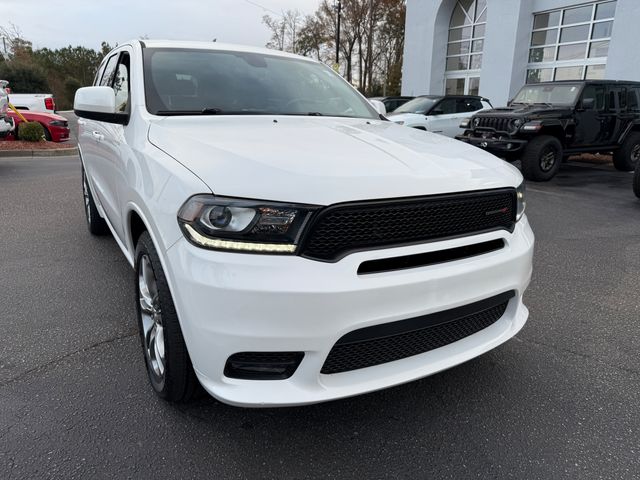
[456,131,527,154]
[50,126,70,142]
[164,218,534,407]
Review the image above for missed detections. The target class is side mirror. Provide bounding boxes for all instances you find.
[431,108,444,116]
[74,86,128,125]
[580,98,595,110]
[369,99,387,116]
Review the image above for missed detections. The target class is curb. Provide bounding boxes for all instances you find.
[0,147,78,158]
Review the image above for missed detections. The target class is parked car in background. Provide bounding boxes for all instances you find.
[7,110,70,142]
[8,92,57,112]
[368,96,414,113]
[456,80,640,181]
[75,40,533,407]
[388,95,492,138]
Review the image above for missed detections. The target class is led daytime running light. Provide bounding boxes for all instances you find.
[184,224,296,253]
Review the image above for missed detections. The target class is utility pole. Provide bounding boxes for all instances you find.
[335,1,342,70]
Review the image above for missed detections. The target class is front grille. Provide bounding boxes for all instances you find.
[321,291,514,374]
[299,189,515,262]
[474,117,514,133]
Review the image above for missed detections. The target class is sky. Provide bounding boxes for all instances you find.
[2,0,322,51]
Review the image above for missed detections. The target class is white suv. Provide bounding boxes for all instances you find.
[75,40,534,407]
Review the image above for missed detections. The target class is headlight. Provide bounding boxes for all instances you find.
[459,118,471,129]
[511,118,523,130]
[178,195,318,253]
[516,181,526,221]
[49,120,67,127]
[394,120,405,125]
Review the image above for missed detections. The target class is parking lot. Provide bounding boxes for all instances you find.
[1,153,639,479]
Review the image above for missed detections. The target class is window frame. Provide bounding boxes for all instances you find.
[526,1,616,83]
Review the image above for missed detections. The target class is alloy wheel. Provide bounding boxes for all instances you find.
[540,147,557,172]
[631,144,640,163]
[138,255,166,381]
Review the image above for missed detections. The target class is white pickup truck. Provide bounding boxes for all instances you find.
[8,92,56,112]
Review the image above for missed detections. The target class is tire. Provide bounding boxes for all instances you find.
[613,132,640,172]
[135,231,200,403]
[633,164,640,198]
[42,125,52,141]
[520,135,563,182]
[82,167,110,235]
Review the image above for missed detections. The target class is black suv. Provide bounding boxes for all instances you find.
[456,81,640,181]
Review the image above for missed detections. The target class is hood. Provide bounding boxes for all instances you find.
[475,104,572,119]
[148,116,521,205]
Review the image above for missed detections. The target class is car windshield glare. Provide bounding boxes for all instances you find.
[143,48,378,119]
[512,84,582,105]
[392,97,439,115]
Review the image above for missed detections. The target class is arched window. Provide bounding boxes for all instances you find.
[445,0,487,95]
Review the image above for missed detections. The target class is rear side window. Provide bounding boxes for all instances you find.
[456,98,483,113]
[100,54,119,87]
[629,87,640,112]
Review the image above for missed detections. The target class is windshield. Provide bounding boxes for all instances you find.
[143,48,378,118]
[512,84,582,106]
[392,96,440,115]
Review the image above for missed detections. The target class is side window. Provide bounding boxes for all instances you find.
[435,98,456,114]
[93,61,106,86]
[629,87,640,113]
[607,87,625,111]
[113,53,130,113]
[100,54,119,87]
[581,85,605,110]
[456,98,482,113]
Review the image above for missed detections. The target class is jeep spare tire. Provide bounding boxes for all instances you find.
[521,135,563,182]
[613,132,640,172]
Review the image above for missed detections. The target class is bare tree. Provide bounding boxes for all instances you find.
[263,10,303,54]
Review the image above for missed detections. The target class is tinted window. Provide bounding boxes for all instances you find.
[608,87,626,110]
[435,98,457,114]
[143,48,377,119]
[581,85,605,110]
[628,87,640,112]
[456,98,482,112]
[100,54,119,87]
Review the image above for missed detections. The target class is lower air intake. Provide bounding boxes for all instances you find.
[321,291,514,374]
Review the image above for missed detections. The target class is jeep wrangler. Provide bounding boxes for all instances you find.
[456,80,640,181]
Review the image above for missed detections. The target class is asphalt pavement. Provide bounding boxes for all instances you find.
[1,154,639,479]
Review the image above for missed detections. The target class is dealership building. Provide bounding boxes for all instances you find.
[401,0,640,105]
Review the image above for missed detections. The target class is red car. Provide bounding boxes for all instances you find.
[6,110,70,142]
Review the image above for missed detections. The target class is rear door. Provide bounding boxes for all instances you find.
[603,85,626,144]
[574,84,606,146]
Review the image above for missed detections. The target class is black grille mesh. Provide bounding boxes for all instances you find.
[475,117,514,133]
[300,189,515,261]
[321,300,509,374]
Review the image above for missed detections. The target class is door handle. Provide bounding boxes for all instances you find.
[92,131,104,142]
[77,119,86,126]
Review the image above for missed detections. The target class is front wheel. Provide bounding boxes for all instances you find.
[135,231,200,402]
[520,135,563,182]
[613,132,640,172]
